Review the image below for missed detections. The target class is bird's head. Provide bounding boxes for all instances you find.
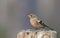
[28,14,37,19]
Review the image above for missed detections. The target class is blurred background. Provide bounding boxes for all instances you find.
[0,0,60,38]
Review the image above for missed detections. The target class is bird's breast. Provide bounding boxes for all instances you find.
[30,19,44,28]
[30,20,41,28]
[30,20,37,25]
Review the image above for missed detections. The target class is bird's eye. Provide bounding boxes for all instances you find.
[27,32,29,35]
[30,15,32,17]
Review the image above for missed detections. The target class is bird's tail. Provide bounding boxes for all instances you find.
[39,21,54,30]
[42,23,54,30]
[46,25,54,30]
[44,24,54,30]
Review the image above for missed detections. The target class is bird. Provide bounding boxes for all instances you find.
[28,14,54,30]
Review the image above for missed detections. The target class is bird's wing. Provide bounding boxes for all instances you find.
[37,20,40,22]
[39,20,42,24]
[34,18,40,22]
[32,18,42,24]
[36,18,42,24]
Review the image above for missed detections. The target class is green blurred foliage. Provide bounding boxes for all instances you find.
[0,25,7,38]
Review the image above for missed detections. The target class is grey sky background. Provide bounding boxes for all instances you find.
[0,0,60,38]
